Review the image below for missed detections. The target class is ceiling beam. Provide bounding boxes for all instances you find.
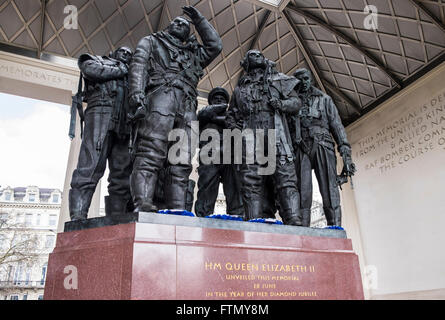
[37,0,47,59]
[285,4,403,87]
[156,0,168,32]
[248,10,271,51]
[0,42,39,59]
[323,80,361,115]
[408,0,445,33]
[281,10,326,92]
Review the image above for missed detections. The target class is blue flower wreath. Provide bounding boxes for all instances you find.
[249,218,283,225]
[205,214,244,221]
[157,209,195,217]
[325,225,344,230]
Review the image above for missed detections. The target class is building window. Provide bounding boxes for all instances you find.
[0,234,5,250]
[25,214,33,226]
[4,192,11,201]
[38,295,43,300]
[23,294,28,300]
[7,265,14,282]
[40,265,47,285]
[45,235,55,248]
[52,194,59,203]
[10,295,19,300]
[25,268,31,285]
[11,234,19,247]
[28,193,36,202]
[16,214,24,224]
[36,214,41,226]
[13,264,23,285]
[49,215,57,227]
[21,234,31,246]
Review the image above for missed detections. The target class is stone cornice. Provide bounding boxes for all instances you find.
[0,50,79,94]
[0,202,61,210]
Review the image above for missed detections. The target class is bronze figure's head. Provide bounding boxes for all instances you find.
[111,47,133,65]
[168,16,191,42]
[208,87,230,105]
[241,50,268,72]
[294,68,313,93]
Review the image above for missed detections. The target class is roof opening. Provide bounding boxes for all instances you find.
[245,0,291,12]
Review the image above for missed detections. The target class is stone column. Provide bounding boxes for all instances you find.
[58,107,102,233]
[337,153,370,299]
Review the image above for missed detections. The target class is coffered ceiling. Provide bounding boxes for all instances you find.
[0,0,444,125]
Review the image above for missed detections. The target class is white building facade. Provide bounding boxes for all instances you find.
[0,186,61,300]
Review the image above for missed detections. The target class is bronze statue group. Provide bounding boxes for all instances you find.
[68,6,355,228]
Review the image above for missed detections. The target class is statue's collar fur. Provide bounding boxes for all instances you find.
[300,86,324,97]
[156,31,199,51]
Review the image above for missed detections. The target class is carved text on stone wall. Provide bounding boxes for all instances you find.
[355,91,445,174]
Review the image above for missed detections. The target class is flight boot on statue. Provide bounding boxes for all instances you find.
[164,166,192,211]
[243,197,263,221]
[324,207,342,227]
[300,208,312,227]
[164,178,188,210]
[69,188,93,221]
[105,195,132,217]
[130,171,158,213]
[278,187,301,226]
[332,206,342,227]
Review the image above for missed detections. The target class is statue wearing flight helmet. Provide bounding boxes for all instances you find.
[226,50,302,225]
[69,47,135,221]
[290,68,356,227]
[194,87,244,217]
[128,6,222,213]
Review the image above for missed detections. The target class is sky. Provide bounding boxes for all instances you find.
[0,92,71,191]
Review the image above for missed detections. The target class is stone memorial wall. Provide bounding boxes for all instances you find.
[344,62,445,298]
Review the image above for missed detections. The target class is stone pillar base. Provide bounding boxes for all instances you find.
[44,213,364,300]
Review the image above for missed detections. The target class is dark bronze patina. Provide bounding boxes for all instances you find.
[226,50,302,225]
[69,47,134,221]
[290,68,356,227]
[128,6,223,212]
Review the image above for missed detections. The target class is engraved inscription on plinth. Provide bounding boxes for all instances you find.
[175,226,362,300]
[202,261,317,299]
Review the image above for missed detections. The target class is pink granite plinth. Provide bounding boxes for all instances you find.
[44,222,364,300]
